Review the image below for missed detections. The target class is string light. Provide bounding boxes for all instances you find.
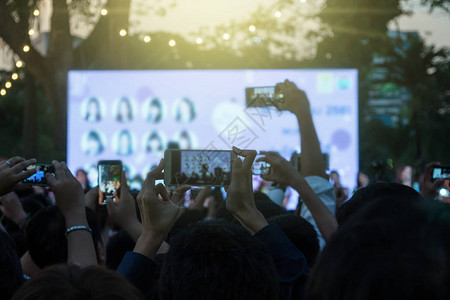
[249,25,256,32]
[119,29,127,37]
[168,40,176,47]
[28,29,35,36]
[195,38,203,45]
[33,9,40,16]
[12,73,18,80]
[223,33,230,40]
[274,11,281,18]
[23,45,30,52]
[101,8,108,16]
[16,60,23,68]
[0,89,6,96]
[144,35,151,43]
[5,82,12,89]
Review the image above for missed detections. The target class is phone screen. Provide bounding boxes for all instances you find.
[98,161,122,205]
[166,150,234,186]
[432,167,450,180]
[245,86,284,108]
[22,164,55,186]
[252,155,271,176]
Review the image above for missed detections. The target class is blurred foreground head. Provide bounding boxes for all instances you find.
[160,220,278,300]
[12,264,143,300]
[308,184,450,300]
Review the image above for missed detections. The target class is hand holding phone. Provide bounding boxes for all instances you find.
[98,160,122,205]
[246,86,284,109]
[432,166,450,181]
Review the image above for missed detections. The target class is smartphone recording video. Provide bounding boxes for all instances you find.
[432,166,450,180]
[98,160,122,205]
[246,86,284,108]
[164,150,236,186]
[252,155,271,176]
[22,164,55,187]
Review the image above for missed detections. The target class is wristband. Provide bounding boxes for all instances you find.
[65,225,93,237]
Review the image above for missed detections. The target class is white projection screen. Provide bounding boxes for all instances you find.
[68,69,358,208]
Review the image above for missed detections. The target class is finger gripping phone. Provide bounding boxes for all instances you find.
[22,164,55,187]
[98,160,122,205]
[164,150,236,186]
[252,155,271,176]
[246,86,284,108]
[432,166,450,180]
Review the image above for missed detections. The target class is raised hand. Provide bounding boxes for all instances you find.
[421,162,444,198]
[257,151,301,186]
[225,146,268,235]
[0,157,37,196]
[107,172,142,242]
[134,159,190,259]
[275,80,310,115]
[0,191,27,228]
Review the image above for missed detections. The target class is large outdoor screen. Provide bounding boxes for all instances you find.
[68,69,358,207]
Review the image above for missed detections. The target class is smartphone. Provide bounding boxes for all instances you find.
[432,166,450,180]
[245,86,284,108]
[98,160,122,205]
[164,150,237,186]
[22,164,55,187]
[293,153,330,172]
[252,154,271,176]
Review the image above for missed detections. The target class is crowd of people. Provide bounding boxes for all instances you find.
[1,80,449,300]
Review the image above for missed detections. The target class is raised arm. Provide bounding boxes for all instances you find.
[45,161,97,267]
[257,152,338,241]
[276,80,327,179]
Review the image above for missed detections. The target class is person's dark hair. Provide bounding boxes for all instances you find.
[175,97,196,122]
[307,195,450,300]
[268,214,319,267]
[159,220,279,300]
[11,264,144,300]
[86,131,104,154]
[216,191,286,223]
[85,97,101,121]
[336,183,423,225]
[148,98,162,123]
[117,130,133,155]
[116,97,133,122]
[25,206,102,269]
[0,230,23,299]
[105,230,135,270]
[146,132,163,152]
[167,209,205,242]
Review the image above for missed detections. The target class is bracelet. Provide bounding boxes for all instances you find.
[65,225,93,237]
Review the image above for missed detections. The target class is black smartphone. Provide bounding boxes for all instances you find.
[252,154,271,176]
[164,150,237,186]
[98,160,122,205]
[432,166,450,180]
[22,164,55,187]
[245,86,284,108]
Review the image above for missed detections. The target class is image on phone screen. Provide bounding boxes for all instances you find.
[252,155,271,176]
[166,150,234,186]
[98,161,122,205]
[22,164,55,186]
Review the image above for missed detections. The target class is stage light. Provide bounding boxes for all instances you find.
[119,29,127,37]
[249,25,256,32]
[274,11,281,18]
[300,0,306,3]
[12,73,18,80]
[223,33,230,40]
[195,37,203,45]
[33,9,40,16]
[5,82,11,89]
[169,39,176,47]
[16,60,23,68]
[0,89,6,96]
[101,9,108,16]
[23,45,30,52]
[144,35,151,43]
[28,29,35,36]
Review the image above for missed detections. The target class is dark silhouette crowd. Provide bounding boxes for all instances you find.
[0,80,449,300]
